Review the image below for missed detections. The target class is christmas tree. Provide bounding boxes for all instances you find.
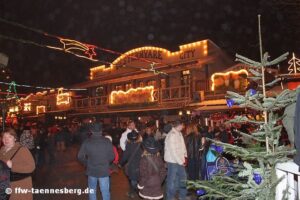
[187,16,296,200]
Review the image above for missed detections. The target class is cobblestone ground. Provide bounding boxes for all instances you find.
[33,144,140,200]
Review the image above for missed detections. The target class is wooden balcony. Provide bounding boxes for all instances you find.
[72,85,191,113]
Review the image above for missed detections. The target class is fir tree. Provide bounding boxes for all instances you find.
[187,16,296,200]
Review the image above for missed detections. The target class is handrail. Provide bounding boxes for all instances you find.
[73,85,191,109]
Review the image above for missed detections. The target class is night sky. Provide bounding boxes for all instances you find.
[0,0,299,91]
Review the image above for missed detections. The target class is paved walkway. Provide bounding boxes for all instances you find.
[33,145,140,200]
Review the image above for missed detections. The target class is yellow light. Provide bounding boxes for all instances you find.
[56,88,70,105]
[211,69,249,91]
[24,103,32,111]
[179,111,183,116]
[9,106,19,113]
[36,105,46,115]
[186,110,191,115]
[110,86,154,105]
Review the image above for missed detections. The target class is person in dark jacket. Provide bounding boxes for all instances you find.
[120,130,143,198]
[78,122,115,200]
[138,137,166,200]
[185,123,205,180]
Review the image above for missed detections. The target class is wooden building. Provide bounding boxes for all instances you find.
[69,39,234,123]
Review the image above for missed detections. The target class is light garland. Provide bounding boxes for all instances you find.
[36,105,46,115]
[211,69,248,91]
[56,88,70,105]
[0,81,86,91]
[110,86,154,105]
[6,81,18,100]
[288,53,300,74]
[90,40,208,79]
[23,103,31,111]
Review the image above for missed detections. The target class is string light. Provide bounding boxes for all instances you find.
[24,103,32,111]
[36,105,46,115]
[288,52,300,74]
[110,86,154,104]
[56,88,71,105]
[0,80,86,91]
[6,81,18,100]
[140,62,168,75]
[211,69,248,91]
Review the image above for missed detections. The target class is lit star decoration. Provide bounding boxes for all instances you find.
[47,38,98,62]
[226,99,234,108]
[288,53,300,74]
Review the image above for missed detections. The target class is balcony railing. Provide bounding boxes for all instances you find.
[73,85,191,110]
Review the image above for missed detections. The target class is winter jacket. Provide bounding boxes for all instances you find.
[78,135,115,178]
[138,154,166,200]
[185,132,202,160]
[164,128,187,165]
[0,143,35,200]
[120,142,142,180]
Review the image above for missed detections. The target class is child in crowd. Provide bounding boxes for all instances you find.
[138,137,166,200]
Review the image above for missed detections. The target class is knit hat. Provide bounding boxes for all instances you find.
[143,137,160,154]
[89,122,102,135]
[127,130,139,141]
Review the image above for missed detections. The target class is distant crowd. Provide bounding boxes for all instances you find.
[0,118,290,200]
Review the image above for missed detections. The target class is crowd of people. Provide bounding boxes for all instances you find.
[0,117,290,200]
[76,118,269,200]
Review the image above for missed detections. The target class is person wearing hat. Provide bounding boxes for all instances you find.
[164,120,188,200]
[120,130,143,198]
[78,122,115,200]
[138,137,166,200]
[142,121,156,141]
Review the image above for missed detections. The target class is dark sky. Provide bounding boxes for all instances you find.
[0,0,299,91]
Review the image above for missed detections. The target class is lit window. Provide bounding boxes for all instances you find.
[147,80,156,88]
[125,83,132,91]
[139,81,144,87]
[161,79,167,88]
[182,70,190,75]
[115,85,123,91]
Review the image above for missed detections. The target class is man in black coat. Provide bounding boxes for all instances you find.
[78,122,115,200]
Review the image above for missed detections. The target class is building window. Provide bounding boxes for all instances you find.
[147,80,156,88]
[125,83,132,91]
[96,86,106,96]
[138,81,144,87]
[161,79,167,88]
[181,70,190,85]
[115,85,123,91]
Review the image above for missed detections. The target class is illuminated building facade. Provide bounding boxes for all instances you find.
[70,39,236,123]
